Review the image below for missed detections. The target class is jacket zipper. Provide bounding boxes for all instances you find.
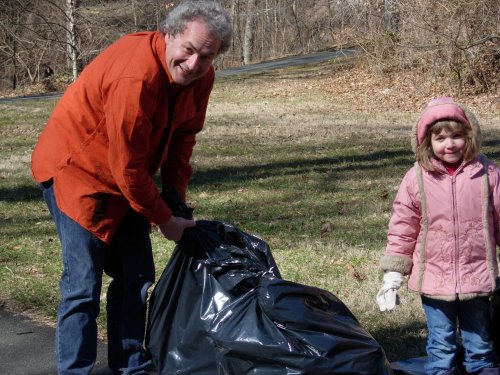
[451,173,460,294]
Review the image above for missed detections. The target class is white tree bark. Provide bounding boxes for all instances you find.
[66,0,79,81]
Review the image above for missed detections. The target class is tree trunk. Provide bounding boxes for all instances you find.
[290,0,303,53]
[384,0,397,31]
[11,36,17,90]
[243,0,255,65]
[66,0,80,81]
[132,0,138,30]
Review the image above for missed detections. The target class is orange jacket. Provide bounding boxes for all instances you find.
[31,31,214,244]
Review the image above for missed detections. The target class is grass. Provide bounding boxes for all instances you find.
[1,58,499,362]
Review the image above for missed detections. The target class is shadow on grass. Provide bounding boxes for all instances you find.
[189,148,413,188]
[483,142,500,161]
[483,138,500,147]
[8,138,500,207]
[0,184,41,202]
[371,321,428,362]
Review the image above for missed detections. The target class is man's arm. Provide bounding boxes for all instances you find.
[105,77,172,226]
[160,69,215,200]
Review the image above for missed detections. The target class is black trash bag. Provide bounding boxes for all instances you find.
[146,220,282,374]
[211,275,391,374]
[146,219,392,374]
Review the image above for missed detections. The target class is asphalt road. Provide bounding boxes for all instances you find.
[0,48,359,103]
[215,48,359,77]
[0,306,110,375]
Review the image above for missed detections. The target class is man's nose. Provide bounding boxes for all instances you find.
[186,54,199,70]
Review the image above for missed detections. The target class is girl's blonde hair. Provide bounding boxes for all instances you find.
[416,120,479,171]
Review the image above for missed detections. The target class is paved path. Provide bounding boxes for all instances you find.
[0,306,110,374]
[0,48,360,103]
[215,48,359,77]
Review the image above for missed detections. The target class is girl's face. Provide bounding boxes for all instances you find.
[431,127,466,164]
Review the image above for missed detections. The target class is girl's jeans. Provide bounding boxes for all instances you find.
[41,181,155,374]
[422,295,496,375]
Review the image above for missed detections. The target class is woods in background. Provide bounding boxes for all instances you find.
[0,0,498,95]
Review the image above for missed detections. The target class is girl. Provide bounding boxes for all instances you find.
[376,97,500,375]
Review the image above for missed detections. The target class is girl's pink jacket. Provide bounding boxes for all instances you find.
[381,157,500,300]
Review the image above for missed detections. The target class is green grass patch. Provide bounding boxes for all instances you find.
[1,65,499,363]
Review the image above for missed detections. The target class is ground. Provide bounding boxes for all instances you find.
[256,64,500,115]
[323,68,500,114]
[2,64,498,114]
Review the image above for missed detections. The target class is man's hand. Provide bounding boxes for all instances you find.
[376,272,404,312]
[158,216,196,241]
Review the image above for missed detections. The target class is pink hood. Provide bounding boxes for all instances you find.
[411,97,481,152]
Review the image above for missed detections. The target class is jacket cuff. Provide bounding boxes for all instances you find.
[150,198,172,226]
[380,254,413,275]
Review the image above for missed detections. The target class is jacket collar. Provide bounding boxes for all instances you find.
[431,156,484,177]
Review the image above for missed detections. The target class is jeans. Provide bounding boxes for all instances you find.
[41,181,155,374]
[422,296,497,375]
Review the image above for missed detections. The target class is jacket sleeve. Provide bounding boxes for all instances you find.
[105,77,171,226]
[488,161,500,247]
[380,169,420,275]
[160,69,214,201]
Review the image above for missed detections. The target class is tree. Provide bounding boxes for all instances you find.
[391,0,499,93]
[384,0,397,31]
[66,0,80,80]
[1,0,498,95]
[243,0,255,64]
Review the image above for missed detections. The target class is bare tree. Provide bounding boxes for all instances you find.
[0,0,61,88]
[243,0,256,64]
[66,0,80,80]
[1,0,497,96]
[0,1,24,89]
[384,0,397,31]
[395,0,499,93]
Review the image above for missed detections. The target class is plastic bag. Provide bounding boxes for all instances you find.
[146,220,281,373]
[211,273,392,374]
[146,188,391,374]
[146,218,392,374]
[390,357,426,374]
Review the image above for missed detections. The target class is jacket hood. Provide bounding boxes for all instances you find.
[411,97,481,152]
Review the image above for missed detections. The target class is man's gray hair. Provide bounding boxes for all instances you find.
[160,1,232,55]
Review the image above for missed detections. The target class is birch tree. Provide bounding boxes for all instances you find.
[65,0,79,81]
[243,0,255,64]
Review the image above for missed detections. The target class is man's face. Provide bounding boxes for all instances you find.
[164,19,221,86]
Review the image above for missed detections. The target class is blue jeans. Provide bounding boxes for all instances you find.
[41,181,155,374]
[422,296,497,375]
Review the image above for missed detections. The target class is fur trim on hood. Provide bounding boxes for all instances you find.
[411,97,481,153]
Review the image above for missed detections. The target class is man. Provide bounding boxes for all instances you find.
[31,1,232,374]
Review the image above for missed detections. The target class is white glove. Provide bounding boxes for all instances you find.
[376,272,404,311]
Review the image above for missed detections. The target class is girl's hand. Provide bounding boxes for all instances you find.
[376,272,404,311]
